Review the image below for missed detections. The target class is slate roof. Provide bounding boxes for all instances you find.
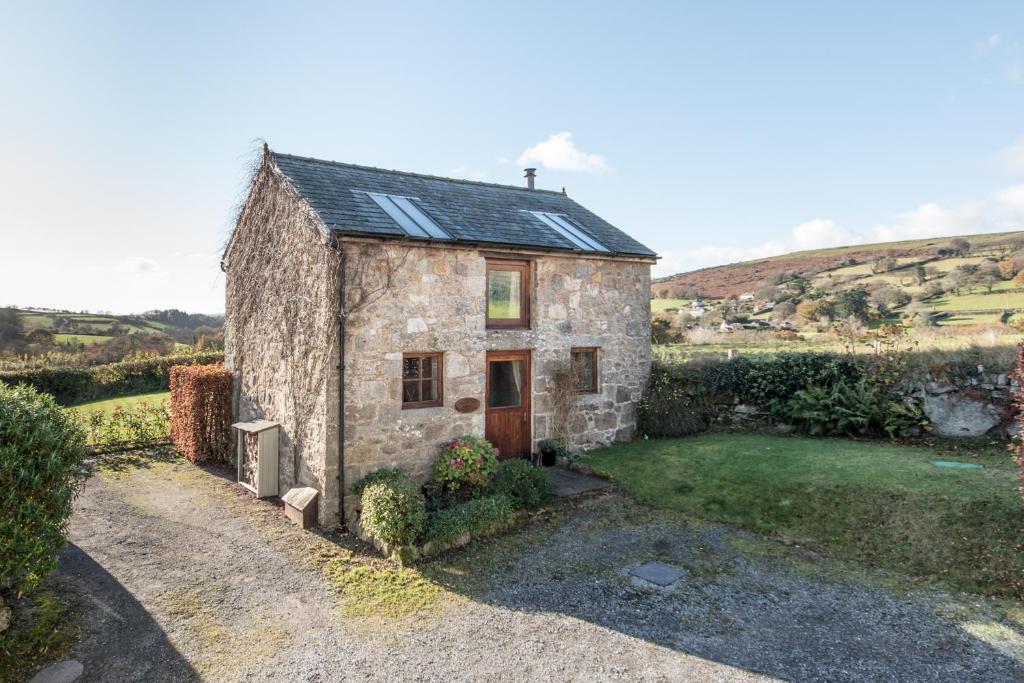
[271,151,657,258]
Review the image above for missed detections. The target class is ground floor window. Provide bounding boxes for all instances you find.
[570,347,599,393]
[402,352,443,408]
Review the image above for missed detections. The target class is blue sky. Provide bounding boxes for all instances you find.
[2,1,1023,313]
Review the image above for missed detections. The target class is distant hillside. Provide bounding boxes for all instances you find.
[13,307,223,345]
[655,231,1024,299]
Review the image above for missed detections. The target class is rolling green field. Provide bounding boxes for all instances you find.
[17,309,170,335]
[54,333,109,346]
[926,290,1024,312]
[67,391,170,418]
[651,298,690,312]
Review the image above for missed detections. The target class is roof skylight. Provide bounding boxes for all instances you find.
[367,192,450,240]
[528,211,609,252]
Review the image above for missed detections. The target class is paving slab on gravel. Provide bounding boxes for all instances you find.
[33,449,1024,682]
[629,561,684,587]
[546,466,612,496]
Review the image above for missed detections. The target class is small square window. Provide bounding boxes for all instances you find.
[402,353,443,408]
[486,260,530,329]
[571,347,599,393]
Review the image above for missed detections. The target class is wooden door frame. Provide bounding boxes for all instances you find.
[484,349,532,457]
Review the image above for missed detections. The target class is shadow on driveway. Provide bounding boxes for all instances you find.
[55,544,198,683]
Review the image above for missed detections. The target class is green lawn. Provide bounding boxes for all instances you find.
[582,433,1024,598]
[67,391,170,418]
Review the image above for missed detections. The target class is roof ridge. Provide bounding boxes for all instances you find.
[270,151,566,196]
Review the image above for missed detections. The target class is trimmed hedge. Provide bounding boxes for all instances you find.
[170,364,232,464]
[0,383,87,593]
[355,471,427,547]
[424,494,515,546]
[0,351,223,405]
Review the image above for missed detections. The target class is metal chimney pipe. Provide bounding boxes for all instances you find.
[524,168,536,190]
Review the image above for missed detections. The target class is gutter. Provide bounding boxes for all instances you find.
[333,236,347,527]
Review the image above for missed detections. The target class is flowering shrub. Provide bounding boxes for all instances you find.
[433,435,498,491]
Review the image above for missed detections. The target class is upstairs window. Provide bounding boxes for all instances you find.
[486,260,530,329]
[571,347,599,393]
[402,353,443,408]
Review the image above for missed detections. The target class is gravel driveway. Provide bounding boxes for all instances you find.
[41,449,1024,682]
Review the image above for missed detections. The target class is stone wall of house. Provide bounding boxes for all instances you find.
[341,240,652,517]
[223,158,341,526]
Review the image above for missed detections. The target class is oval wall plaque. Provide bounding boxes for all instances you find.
[454,397,481,413]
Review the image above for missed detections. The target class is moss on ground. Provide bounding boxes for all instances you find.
[0,589,77,682]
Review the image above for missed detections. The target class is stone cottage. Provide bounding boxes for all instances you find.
[222,145,657,526]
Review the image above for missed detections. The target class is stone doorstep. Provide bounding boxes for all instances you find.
[550,465,614,496]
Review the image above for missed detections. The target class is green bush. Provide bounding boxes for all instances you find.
[779,379,928,438]
[424,494,515,545]
[433,435,498,491]
[492,460,554,509]
[0,383,87,593]
[0,350,223,405]
[355,470,426,548]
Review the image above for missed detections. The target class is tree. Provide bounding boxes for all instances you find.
[914,264,927,285]
[26,328,55,345]
[998,259,1018,280]
[0,308,26,353]
[651,318,676,344]
[871,255,898,274]
[797,299,833,322]
[976,262,1002,293]
[1013,270,1024,287]
[772,301,797,323]
[756,285,780,301]
[832,288,870,321]
[950,238,971,257]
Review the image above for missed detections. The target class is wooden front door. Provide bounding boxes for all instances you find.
[485,350,531,459]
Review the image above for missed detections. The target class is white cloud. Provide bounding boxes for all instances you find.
[517,132,610,173]
[1009,59,1023,84]
[978,33,1002,52]
[994,182,1024,215]
[115,256,165,278]
[995,136,1024,173]
[871,201,984,242]
[654,242,787,278]
[791,218,864,250]
[653,173,1024,278]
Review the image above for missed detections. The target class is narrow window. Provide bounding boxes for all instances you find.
[402,352,443,408]
[486,260,530,329]
[570,347,599,393]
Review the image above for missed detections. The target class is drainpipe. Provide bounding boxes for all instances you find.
[334,236,347,526]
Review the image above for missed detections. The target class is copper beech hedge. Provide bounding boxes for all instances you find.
[170,364,232,464]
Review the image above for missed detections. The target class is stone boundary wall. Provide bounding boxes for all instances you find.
[722,365,1019,439]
